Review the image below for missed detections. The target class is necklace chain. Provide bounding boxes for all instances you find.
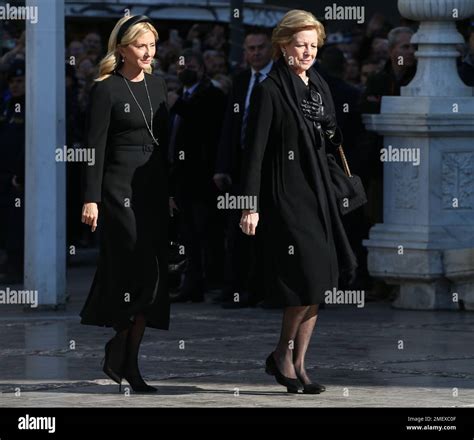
[122,73,159,147]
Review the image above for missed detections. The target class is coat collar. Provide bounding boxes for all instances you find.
[267,58,358,274]
[267,57,318,147]
[267,57,333,238]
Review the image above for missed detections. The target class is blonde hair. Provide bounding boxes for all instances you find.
[96,16,159,82]
[272,10,326,59]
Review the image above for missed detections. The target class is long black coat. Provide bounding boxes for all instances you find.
[240,58,357,306]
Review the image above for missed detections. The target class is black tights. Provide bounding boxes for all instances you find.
[124,313,147,377]
[274,305,319,383]
[111,313,147,381]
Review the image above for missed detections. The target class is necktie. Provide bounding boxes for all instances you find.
[241,71,262,149]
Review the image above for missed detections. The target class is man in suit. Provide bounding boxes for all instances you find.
[169,49,227,303]
[360,27,416,115]
[213,28,273,308]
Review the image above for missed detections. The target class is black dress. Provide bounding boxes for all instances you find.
[240,58,357,307]
[80,71,170,331]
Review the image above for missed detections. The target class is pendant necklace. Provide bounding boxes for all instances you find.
[122,72,160,147]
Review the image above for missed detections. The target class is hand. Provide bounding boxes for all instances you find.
[213,173,232,191]
[81,202,98,232]
[240,209,259,235]
[301,99,336,132]
[325,126,343,149]
[319,113,337,134]
[169,197,179,217]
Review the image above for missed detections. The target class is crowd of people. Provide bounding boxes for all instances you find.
[0,12,473,305]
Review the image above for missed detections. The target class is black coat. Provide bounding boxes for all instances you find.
[170,78,227,200]
[240,57,357,306]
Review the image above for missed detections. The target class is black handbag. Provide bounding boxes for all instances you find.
[299,85,367,216]
[327,145,367,216]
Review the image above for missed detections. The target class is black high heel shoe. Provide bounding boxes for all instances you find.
[265,353,301,393]
[122,366,158,393]
[295,372,326,394]
[123,375,158,393]
[102,336,127,392]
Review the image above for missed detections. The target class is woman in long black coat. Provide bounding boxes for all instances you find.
[80,15,174,393]
[240,10,357,394]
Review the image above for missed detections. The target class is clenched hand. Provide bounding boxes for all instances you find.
[240,209,259,235]
[82,202,98,232]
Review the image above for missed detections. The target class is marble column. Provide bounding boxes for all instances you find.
[25,0,66,308]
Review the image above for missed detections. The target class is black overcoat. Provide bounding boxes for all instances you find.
[240,57,357,306]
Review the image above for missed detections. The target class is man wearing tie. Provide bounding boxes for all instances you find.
[169,49,227,303]
[214,28,273,308]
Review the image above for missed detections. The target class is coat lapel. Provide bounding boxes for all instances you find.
[267,60,332,240]
[268,61,317,147]
[265,58,358,275]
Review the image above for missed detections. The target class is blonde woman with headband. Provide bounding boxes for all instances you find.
[80,15,174,393]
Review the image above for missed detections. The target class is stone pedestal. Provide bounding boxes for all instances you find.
[362,0,474,310]
[444,248,474,310]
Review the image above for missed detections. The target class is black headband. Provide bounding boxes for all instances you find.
[117,15,154,45]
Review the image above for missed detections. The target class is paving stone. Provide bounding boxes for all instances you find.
[0,265,473,407]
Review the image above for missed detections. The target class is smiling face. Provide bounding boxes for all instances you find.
[119,30,156,71]
[282,29,319,73]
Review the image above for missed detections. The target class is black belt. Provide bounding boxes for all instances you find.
[114,144,155,153]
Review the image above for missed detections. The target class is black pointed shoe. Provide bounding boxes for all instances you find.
[296,372,326,394]
[265,353,302,393]
[123,373,158,393]
[102,337,126,392]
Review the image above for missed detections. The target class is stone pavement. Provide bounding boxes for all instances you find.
[1,263,474,408]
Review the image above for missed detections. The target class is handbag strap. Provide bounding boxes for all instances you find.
[337,145,352,177]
